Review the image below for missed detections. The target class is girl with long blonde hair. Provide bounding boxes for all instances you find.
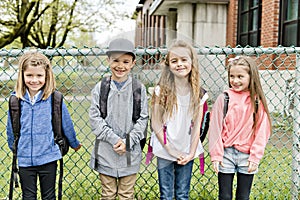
[150,40,208,199]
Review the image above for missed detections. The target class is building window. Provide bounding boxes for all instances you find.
[237,0,262,46]
[279,0,300,46]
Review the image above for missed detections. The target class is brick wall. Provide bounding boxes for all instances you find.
[261,0,280,47]
[226,0,238,46]
[226,0,281,48]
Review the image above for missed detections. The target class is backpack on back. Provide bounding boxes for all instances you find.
[99,76,147,150]
[145,90,230,172]
[200,91,230,143]
[8,95,20,200]
[200,91,258,142]
[200,88,210,142]
[52,91,70,156]
[8,91,68,200]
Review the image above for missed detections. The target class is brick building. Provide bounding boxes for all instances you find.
[134,0,298,112]
[135,0,299,48]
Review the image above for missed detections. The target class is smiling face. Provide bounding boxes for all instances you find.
[23,64,46,97]
[108,53,135,82]
[229,64,250,92]
[168,47,192,79]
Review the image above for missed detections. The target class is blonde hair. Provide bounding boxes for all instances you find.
[227,56,272,132]
[151,40,202,122]
[15,52,56,100]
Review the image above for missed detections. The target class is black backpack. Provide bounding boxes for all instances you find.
[94,76,147,167]
[51,91,70,156]
[202,91,258,136]
[8,91,68,200]
[99,76,147,150]
[198,91,230,143]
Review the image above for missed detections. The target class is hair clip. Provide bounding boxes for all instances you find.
[228,56,240,63]
[228,56,249,66]
[30,59,49,66]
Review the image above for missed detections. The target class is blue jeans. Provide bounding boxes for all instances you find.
[157,157,194,200]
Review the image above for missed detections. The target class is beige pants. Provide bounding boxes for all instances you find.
[99,173,137,200]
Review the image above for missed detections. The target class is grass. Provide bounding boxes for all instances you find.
[0,72,298,199]
[1,118,294,199]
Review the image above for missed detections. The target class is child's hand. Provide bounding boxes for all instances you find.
[212,161,223,173]
[177,154,193,165]
[73,144,82,152]
[248,161,258,173]
[113,140,126,155]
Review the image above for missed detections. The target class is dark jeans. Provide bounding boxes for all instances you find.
[19,161,57,200]
[218,172,254,200]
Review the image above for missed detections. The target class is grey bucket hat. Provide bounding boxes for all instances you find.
[106,38,135,59]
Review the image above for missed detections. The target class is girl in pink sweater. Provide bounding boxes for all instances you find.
[208,56,272,200]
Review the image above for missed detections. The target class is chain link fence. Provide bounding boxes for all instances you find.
[0,46,299,199]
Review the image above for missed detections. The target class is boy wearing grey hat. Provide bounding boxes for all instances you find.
[89,38,149,199]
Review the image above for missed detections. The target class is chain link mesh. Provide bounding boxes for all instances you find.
[0,47,299,199]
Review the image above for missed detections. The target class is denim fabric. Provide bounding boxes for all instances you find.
[219,147,258,174]
[157,157,194,200]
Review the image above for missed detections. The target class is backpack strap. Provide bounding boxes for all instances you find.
[132,78,141,123]
[223,92,229,118]
[255,98,259,112]
[8,95,20,200]
[131,78,147,150]
[253,97,259,123]
[94,77,111,169]
[9,96,20,139]
[200,88,209,142]
[127,78,146,165]
[199,88,209,175]
[52,91,63,149]
[200,102,210,143]
[99,76,111,119]
[51,91,64,200]
[145,138,153,165]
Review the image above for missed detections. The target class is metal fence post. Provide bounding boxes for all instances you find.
[292,54,300,199]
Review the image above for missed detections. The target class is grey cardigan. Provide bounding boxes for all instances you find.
[89,76,149,177]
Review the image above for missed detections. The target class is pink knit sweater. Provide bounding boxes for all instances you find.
[208,89,271,165]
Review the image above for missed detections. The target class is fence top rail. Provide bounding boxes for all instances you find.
[1,46,300,57]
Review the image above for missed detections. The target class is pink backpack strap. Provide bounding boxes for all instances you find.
[145,139,153,165]
[203,101,208,118]
[145,124,167,165]
[199,153,205,175]
[163,124,167,145]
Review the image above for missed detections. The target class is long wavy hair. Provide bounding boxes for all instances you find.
[151,40,202,122]
[15,51,56,100]
[227,56,272,132]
